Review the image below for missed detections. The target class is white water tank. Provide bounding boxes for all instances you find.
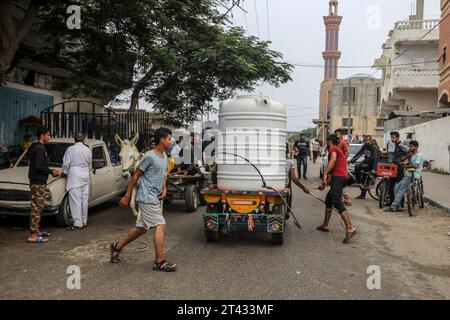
[216,95,287,191]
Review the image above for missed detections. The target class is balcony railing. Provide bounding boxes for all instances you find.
[395,19,440,31]
[392,67,439,89]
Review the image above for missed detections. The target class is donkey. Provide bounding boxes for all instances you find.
[115,133,141,216]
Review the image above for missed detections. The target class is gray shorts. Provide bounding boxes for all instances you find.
[136,202,165,230]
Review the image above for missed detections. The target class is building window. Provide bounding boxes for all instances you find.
[376,87,381,104]
[376,118,385,128]
[342,87,356,104]
[342,118,353,127]
[443,46,447,65]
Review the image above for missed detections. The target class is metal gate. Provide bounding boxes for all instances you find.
[40,100,153,150]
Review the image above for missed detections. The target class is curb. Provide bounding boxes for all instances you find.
[424,196,450,214]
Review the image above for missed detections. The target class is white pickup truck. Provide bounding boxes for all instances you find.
[0,138,129,227]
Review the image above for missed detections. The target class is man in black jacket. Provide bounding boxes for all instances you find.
[27,127,60,243]
[350,135,379,199]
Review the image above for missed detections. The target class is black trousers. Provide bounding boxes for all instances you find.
[312,151,320,163]
[354,162,370,196]
[325,176,347,214]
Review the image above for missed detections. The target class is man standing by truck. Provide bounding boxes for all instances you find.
[27,127,60,243]
[62,132,92,230]
[110,127,177,272]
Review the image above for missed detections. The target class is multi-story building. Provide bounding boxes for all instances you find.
[439,0,450,107]
[374,0,440,117]
[329,74,384,142]
[313,0,342,143]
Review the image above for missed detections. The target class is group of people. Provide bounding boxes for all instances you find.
[26,126,177,271]
[27,129,92,243]
[286,127,425,244]
[25,122,424,269]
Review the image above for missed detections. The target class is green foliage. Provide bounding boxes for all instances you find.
[32,0,293,125]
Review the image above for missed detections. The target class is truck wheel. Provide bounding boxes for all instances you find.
[185,184,198,212]
[205,230,219,242]
[271,233,284,245]
[56,195,73,227]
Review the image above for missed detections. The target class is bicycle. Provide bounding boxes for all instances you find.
[375,163,398,209]
[348,167,380,201]
[406,170,425,217]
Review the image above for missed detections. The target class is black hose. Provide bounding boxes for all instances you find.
[221,152,302,230]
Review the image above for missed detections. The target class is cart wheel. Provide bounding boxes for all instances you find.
[185,184,198,212]
[271,233,284,245]
[205,230,219,242]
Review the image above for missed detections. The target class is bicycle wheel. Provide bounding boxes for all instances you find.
[378,180,386,209]
[406,187,416,217]
[367,176,380,201]
[418,178,425,208]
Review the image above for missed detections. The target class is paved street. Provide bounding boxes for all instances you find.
[1,162,450,300]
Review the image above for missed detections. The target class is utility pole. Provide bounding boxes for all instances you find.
[347,79,352,136]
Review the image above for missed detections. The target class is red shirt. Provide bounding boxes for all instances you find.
[328,145,348,177]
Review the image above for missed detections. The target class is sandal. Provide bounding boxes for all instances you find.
[153,259,177,272]
[316,226,330,232]
[27,236,48,244]
[110,242,121,263]
[66,226,83,230]
[343,230,357,244]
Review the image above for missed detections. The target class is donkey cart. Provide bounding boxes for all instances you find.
[165,172,211,212]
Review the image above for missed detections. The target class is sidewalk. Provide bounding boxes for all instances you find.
[421,172,450,213]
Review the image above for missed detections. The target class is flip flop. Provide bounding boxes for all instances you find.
[37,231,51,237]
[27,236,48,244]
[343,230,357,244]
[316,226,330,232]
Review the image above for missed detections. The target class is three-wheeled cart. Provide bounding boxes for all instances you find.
[200,187,289,245]
[165,172,211,212]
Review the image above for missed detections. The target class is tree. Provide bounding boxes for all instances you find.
[0,0,44,80]
[1,0,293,125]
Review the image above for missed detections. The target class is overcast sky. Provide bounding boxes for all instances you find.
[130,0,441,132]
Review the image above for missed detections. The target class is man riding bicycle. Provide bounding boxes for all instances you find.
[349,135,379,199]
[384,140,424,212]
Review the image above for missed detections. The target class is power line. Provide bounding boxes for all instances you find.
[286,59,438,69]
[266,0,270,41]
[253,0,260,37]
[392,12,450,63]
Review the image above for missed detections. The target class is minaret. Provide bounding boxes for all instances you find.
[322,0,342,80]
[315,0,343,143]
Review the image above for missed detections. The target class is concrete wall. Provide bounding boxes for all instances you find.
[398,116,450,172]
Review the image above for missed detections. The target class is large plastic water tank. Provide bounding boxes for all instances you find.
[216,95,287,191]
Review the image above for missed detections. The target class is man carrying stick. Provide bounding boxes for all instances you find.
[317,134,357,244]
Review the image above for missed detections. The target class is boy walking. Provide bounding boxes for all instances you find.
[110,128,176,272]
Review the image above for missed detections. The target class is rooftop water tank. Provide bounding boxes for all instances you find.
[217,95,287,191]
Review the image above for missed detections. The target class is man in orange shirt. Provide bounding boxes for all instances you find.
[334,128,349,158]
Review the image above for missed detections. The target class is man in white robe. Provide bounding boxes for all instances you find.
[62,132,92,229]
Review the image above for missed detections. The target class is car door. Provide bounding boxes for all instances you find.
[108,143,129,195]
[90,144,114,203]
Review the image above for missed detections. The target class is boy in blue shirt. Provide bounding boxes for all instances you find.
[384,140,424,212]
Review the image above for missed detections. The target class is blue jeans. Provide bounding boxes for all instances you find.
[297,156,308,177]
[391,176,413,209]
